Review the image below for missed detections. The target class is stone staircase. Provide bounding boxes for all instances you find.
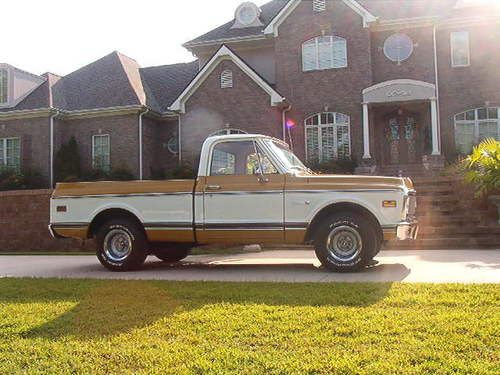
[384,176,500,250]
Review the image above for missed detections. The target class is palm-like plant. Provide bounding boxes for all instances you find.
[462,138,500,197]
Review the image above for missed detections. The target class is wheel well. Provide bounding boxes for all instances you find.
[305,202,383,244]
[88,209,144,239]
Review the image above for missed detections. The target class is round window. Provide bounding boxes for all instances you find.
[383,33,414,63]
[167,136,178,154]
[236,2,260,26]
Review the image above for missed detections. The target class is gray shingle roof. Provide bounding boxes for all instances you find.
[140,61,199,111]
[185,0,290,46]
[358,0,458,21]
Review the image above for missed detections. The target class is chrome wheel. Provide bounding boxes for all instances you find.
[326,225,363,262]
[103,229,132,262]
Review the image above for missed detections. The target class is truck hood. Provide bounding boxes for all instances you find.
[290,174,414,192]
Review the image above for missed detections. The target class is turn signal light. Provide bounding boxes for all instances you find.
[382,200,397,208]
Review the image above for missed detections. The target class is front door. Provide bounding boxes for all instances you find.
[198,139,285,244]
[383,111,419,165]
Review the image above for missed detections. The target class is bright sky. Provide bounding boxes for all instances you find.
[2,0,268,76]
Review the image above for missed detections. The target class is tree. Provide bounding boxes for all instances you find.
[54,137,82,182]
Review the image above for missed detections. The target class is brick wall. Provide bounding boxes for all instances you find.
[274,0,372,161]
[0,189,92,252]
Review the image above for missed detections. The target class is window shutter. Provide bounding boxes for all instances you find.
[220,70,233,88]
[332,37,347,68]
[313,0,326,12]
[302,39,318,71]
[318,36,333,70]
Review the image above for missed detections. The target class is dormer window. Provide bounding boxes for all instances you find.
[221,70,233,89]
[313,0,326,12]
[0,69,8,104]
[232,2,263,28]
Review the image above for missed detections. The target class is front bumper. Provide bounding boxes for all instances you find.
[383,221,419,241]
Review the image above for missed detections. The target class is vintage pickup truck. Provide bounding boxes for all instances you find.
[49,134,417,272]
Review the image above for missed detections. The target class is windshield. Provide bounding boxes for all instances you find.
[264,140,309,173]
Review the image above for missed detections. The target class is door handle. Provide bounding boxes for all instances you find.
[206,185,221,191]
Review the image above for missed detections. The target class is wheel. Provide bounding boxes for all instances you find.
[153,244,191,263]
[313,212,379,272]
[96,218,148,272]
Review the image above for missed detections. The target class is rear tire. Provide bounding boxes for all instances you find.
[96,218,148,272]
[153,244,191,263]
[313,212,379,272]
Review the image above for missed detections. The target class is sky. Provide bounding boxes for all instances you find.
[2,0,269,76]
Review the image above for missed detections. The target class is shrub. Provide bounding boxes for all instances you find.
[0,167,44,191]
[166,163,197,179]
[306,158,358,175]
[461,138,500,197]
[54,137,82,182]
[81,168,135,182]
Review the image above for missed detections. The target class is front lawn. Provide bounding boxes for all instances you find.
[0,279,498,374]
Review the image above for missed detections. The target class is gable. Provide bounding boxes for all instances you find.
[170,46,285,113]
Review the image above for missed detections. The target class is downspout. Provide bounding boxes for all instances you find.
[282,104,292,141]
[138,108,149,180]
[433,25,442,153]
[177,113,182,164]
[49,109,59,188]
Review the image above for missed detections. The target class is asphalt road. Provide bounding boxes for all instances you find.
[1,250,499,283]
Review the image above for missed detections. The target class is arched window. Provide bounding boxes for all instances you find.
[220,70,233,89]
[305,112,351,162]
[209,128,247,137]
[302,36,347,72]
[455,107,500,154]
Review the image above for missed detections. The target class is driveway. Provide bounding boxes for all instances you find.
[0,250,499,283]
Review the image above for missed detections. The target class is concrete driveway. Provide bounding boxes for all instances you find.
[0,250,499,284]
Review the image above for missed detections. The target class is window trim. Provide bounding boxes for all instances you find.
[450,31,470,68]
[302,35,348,72]
[304,112,351,162]
[92,134,111,171]
[0,137,21,171]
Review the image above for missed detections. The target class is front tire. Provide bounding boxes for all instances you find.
[96,219,148,272]
[313,212,378,272]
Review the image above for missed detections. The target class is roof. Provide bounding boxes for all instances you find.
[140,61,199,112]
[170,45,285,113]
[184,0,290,47]
[357,0,458,21]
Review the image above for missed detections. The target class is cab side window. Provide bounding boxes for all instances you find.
[210,141,278,176]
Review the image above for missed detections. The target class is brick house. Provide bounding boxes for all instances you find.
[1,0,500,186]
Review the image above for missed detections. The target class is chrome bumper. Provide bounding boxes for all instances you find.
[396,221,419,241]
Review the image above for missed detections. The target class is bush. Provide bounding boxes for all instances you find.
[306,158,358,175]
[0,167,44,191]
[54,137,82,182]
[81,168,135,182]
[461,138,500,197]
[166,163,197,179]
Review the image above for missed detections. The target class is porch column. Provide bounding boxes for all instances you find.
[430,98,440,155]
[362,103,371,159]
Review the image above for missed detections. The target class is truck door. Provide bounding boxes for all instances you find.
[198,139,285,244]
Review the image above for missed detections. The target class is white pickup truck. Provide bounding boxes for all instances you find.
[50,134,417,272]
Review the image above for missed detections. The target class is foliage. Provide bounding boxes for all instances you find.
[307,158,358,175]
[54,137,82,183]
[81,167,135,182]
[0,279,498,374]
[0,167,44,191]
[166,163,197,179]
[461,138,500,196]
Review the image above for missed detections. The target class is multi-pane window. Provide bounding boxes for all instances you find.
[451,31,470,67]
[0,138,21,171]
[0,69,8,104]
[220,70,233,89]
[92,134,110,172]
[313,0,326,12]
[209,128,247,137]
[302,36,347,72]
[455,107,500,154]
[305,112,351,162]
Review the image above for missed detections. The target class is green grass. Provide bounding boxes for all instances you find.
[0,279,498,374]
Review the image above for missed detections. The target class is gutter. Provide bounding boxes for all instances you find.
[177,114,182,163]
[138,108,149,180]
[49,108,60,188]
